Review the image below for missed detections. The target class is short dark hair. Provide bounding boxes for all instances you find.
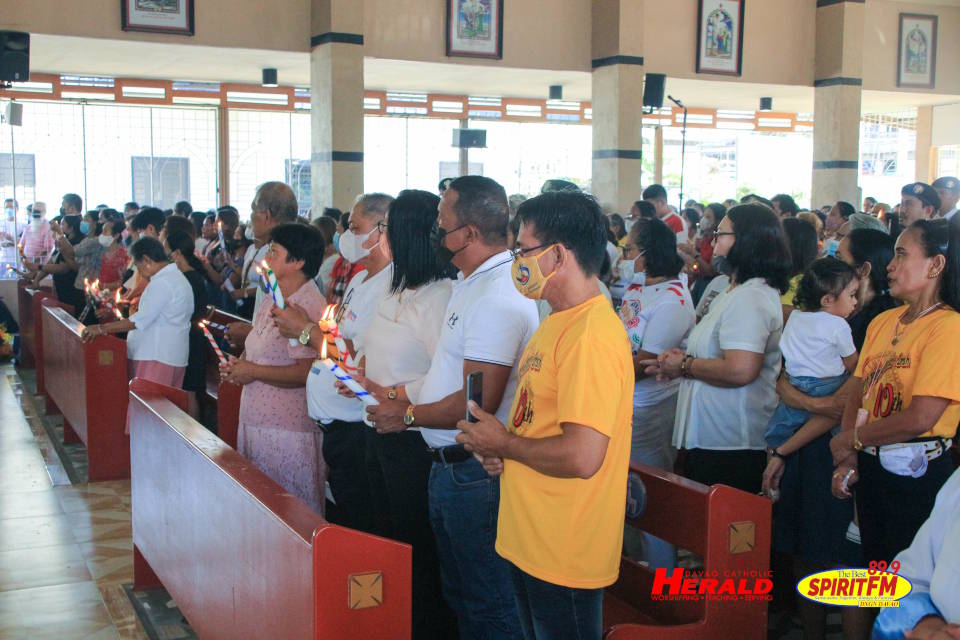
[864,196,877,207]
[61,214,82,237]
[630,217,684,279]
[253,181,299,223]
[388,190,458,293]
[911,219,960,311]
[771,194,799,216]
[516,191,606,277]
[190,211,206,236]
[322,207,342,223]
[163,214,196,239]
[438,177,455,193]
[642,184,667,202]
[63,193,83,212]
[311,216,338,246]
[102,212,126,237]
[632,200,657,218]
[782,217,819,277]
[269,222,325,279]
[174,200,193,216]
[540,179,580,194]
[131,236,169,263]
[124,201,139,211]
[131,207,165,233]
[448,176,509,244]
[836,201,856,220]
[705,202,726,224]
[793,257,858,311]
[216,207,240,229]
[725,204,792,293]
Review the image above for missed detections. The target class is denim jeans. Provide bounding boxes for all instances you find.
[428,456,523,640]
[509,564,603,640]
[765,373,848,449]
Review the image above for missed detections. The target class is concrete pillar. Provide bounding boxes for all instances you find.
[310,0,364,212]
[591,0,645,214]
[812,0,865,209]
[915,106,936,183]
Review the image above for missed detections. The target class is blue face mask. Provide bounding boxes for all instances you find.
[333,232,340,252]
[79,221,91,235]
[824,238,840,258]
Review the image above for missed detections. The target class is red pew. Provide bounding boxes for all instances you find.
[200,306,248,448]
[129,383,412,640]
[35,296,76,406]
[17,281,53,369]
[603,463,771,640]
[41,305,130,481]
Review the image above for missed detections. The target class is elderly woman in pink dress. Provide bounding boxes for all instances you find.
[220,223,328,513]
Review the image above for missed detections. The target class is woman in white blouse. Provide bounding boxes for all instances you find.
[82,236,194,388]
[643,204,792,494]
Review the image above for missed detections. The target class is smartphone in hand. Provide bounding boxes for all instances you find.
[466,371,483,423]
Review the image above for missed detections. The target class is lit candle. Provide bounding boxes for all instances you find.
[217,220,226,247]
[260,259,284,309]
[203,320,228,332]
[114,307,123,321]
[199,320,228,365]
[315,340,377,407]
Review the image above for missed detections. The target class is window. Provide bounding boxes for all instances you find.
[131,156,190,210]
[0,153,36,204]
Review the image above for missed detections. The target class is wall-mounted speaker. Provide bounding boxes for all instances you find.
[0,31,29,83]
[642,73,666,109]
[453,129,486,148]
[3,101,23,126]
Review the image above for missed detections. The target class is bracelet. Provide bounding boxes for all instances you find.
[770,448,787,461]
[680,354,696,379]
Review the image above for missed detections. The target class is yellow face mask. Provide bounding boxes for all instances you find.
[511,244,558,300]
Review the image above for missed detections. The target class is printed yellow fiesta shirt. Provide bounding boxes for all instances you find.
[856,306,960,438]
[496,295,634,589]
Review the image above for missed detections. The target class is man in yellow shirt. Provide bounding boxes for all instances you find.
[457,191,633,640]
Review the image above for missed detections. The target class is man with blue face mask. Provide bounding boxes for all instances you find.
[823,201,856,257]
[0,198,17,248]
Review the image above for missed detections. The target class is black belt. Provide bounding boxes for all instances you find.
[429,445,472,465]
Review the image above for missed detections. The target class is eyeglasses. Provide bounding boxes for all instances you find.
[621,244,643,258]
[509,244,549,261]
[376,221,388,234]
[712,230,735,241]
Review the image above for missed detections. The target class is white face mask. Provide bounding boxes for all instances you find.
[338,228,374,263]
[98,234,115,248]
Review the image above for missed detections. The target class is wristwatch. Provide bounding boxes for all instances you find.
[403,404,416,427]
[298,323,314,346]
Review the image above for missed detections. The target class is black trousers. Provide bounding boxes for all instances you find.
[366,430,456,640]
[320,420,377,535]
[684,448,766,495]
[855,448,954,565]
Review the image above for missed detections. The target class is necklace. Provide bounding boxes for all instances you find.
[891,302,943,345]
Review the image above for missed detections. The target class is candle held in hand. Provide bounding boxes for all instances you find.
[315,340,377,407]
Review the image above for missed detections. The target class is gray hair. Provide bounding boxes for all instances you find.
[352,192,394,219]
[252,181,299,223]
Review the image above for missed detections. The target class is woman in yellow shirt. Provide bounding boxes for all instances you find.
[830,219,960,566]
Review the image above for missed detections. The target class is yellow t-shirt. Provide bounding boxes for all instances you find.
[855,305,960,438]
[781,273,802,306]
[496,295,634,589]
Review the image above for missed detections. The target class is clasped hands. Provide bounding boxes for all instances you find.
[219,354,256,385]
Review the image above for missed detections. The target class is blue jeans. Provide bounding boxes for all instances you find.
[428,456,522,640]
[509,564,603,640]
[765,374,848,449]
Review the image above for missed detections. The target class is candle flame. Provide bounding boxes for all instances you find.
[115,290,121,303]
[255,266,262,275]
[320,339,328,359]
[114,308,123,320]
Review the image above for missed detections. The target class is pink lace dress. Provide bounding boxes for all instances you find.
[237,279,327,514]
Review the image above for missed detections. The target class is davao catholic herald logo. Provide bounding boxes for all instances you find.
[797,561,912,608]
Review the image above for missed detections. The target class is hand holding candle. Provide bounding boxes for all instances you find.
[199,320,228,365]
[260,259,297,346]
[315,340,378,408]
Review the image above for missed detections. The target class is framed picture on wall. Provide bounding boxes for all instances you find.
[445,0,503,59]
[897,13,937,89]
[696,0,745,76]
[121,0,195,36]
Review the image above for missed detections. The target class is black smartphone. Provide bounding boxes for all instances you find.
[466,371,483,423]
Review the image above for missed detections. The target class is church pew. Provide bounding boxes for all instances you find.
[41,305,130,480]
[200,306,247,448]
[603,463,771,640]
[17,281,53,369]
[35,296,76,410]
[129,384,412,640]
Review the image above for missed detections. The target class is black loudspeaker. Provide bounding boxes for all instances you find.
[642,73,666,109]
[0,31,29,83]
[453,129,486,148]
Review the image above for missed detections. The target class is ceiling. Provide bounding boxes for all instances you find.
[26,33,960,116]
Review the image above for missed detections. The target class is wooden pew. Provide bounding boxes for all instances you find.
[35,296,76,408]
[200,306,248,448]
[129,382,412,640]
[41,305,130,481]
[603,463,771,640]
[17,281,53,369]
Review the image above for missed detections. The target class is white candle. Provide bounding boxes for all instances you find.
[315,340,377,407]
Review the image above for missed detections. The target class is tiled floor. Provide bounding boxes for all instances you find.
[0,369,149,639]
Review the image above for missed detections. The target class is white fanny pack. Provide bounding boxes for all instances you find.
[863,439,952,478]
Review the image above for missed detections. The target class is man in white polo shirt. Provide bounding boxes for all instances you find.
[367,176,539,639]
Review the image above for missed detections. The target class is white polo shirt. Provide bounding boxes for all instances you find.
[127,263,194,367]
[248,243,270,317]
[306,264,393,423]
[417,251,540,449]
